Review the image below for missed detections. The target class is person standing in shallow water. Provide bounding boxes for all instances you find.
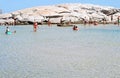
[6,27,10,33]
[33,22,38,32]
[47,18,51,26]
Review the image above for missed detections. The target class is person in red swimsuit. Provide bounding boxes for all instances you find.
[33,22,38,32]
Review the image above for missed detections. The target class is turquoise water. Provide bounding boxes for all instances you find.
[0,25,120,78]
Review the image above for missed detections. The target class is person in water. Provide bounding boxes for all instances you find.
[5,27,10,33]
[5,26,12,34]
[73,25,76,30]
[73,25,79,30]
[33,22,38,32]
[47,18,51,26]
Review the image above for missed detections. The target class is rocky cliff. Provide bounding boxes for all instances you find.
[0,3,120,25]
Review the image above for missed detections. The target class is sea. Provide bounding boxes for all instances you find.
[0,24,120,78]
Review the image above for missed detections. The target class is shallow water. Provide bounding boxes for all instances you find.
[0,24,120,78]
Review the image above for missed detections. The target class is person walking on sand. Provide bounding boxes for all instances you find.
[33,22,38,32]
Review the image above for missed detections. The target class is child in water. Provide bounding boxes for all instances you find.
[5,27,10,34]
[5,26,12,34]
[5,27,16,34]
[73,25,79,30]
[33,22,38,32]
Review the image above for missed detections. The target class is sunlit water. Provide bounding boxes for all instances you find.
[0,24,120,78]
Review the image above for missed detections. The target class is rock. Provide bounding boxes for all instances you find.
[0,3,120,25]
[0,13,12,19]
[101,9,120,16]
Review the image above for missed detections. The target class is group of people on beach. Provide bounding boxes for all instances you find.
[5,21,79,35]
[33,22,79,32]
[5,15,120,35]
[5,21,38,35]
[82,15,120,25]
[4,15,120,35]
[5,21,39,34]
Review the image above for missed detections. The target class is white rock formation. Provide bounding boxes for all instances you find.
[0,3,120,24]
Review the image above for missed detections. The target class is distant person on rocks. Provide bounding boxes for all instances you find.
[60,18,63,24]
[111,15,113,22]
[118,16,120,25]
[83,18,87,25]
